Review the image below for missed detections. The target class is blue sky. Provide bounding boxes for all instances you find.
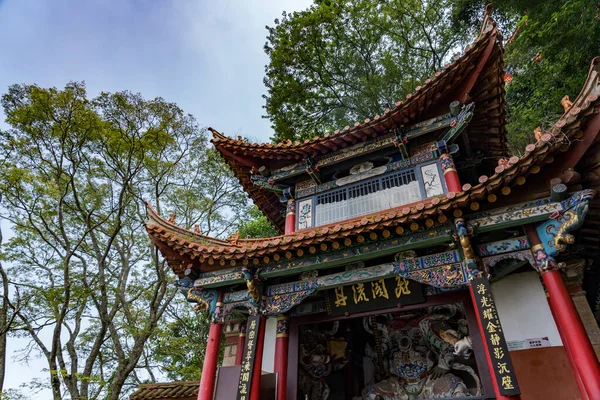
[0,0,312,396]
[0,0,313,142]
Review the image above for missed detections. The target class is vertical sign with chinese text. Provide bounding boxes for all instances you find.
[325,277,424,316]
[236,315,261,400]
[471,277,520,396]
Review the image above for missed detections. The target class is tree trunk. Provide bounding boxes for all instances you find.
[0,296,6,393]
[0,223,7,394]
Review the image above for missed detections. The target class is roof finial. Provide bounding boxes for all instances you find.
[561,95,573,113]
[478,4,496,37]
[228,232,240,245]
[534,127,543,142]
[168,214,176,223]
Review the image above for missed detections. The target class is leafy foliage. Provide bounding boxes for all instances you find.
[263,0,473,143]
[450,0,600,153]
[265,0,600,153]
[143,302,212,382]
[0,82,248,399]
[237,205,279,239]
[502,0,600,153]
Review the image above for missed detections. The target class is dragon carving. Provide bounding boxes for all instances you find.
[186,288,210,312]
[553,190,595,252]
[242,266,262,303]
[554,203,588,252]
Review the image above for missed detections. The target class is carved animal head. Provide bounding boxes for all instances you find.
[246,279,260,302]
[554,202,589,252]
[454,336,473,357]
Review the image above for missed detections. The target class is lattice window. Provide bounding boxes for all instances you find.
[313,168,425,227]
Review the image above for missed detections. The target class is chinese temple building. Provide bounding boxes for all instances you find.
[144,6,600,400]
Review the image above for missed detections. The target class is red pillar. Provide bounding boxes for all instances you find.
[542,269,600,400]
[440,153,462,193]
[198,297,224,400]
[285,199,295,235]
[525,224,600,399]
[274,315,289,400]
[547,297,590,400]
[250,316,266,400]
[468,284,519,400]
[235,321,246,366]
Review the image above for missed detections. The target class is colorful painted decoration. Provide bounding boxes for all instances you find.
[420,163,444,197]
[477,236,530,257]
[297,199,313,230]
[358,305,481,399]
[535,189,595,257]
[470,200,562,231]
[482,250,535,270]
[395,262,468,288]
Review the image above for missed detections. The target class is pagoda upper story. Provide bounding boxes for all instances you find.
[145,6,600,280]
[210,8,506,234]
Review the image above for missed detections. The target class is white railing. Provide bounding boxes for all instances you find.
[315,180,421,226]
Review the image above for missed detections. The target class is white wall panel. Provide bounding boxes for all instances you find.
[491,271,562,346]
[261,317,277,372]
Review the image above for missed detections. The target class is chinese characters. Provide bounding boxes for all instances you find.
[326,277,424,317]
[236,316,261,400]
[471,277,520,395]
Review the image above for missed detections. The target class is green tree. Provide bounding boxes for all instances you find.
[142,301,212,382]
[263,0,472,143]
[237,206,279,239]
[0,82,247,399]
[452,0,600,153]
[0,216,20,397]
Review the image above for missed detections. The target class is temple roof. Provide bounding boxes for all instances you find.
[211,6,507,231]
[130,381,198,400]
[146,10,600,277]
[146,56,600,275]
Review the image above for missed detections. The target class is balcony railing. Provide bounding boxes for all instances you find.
[315,169,421,226]
[296,160,446,230]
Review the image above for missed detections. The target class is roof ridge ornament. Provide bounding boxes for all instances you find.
[478,4,496,38]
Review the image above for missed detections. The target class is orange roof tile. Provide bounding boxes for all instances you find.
[130,381,198,400]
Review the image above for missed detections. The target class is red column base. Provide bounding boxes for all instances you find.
[198,322,223,400]
[543,269,600,400]
[250,317,266,400]
[274,334,289,400]
[444,169,462,193]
